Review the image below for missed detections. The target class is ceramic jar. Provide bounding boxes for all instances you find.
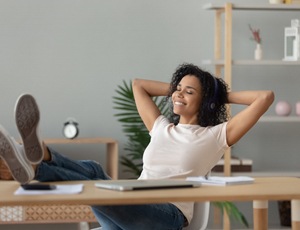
[275,101,292,116]
[295,102,300,116]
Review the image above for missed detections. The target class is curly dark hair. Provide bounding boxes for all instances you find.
[166,63,229,127]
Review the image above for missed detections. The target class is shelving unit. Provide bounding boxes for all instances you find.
[202,2,300,177]
[203,4,300,228]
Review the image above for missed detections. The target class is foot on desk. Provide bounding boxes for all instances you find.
[14,94,44,164]
[0,125,34,184]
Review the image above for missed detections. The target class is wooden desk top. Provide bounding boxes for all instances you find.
[2,177,300,206]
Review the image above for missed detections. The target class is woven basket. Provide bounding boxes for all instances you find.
[0,159,13,180]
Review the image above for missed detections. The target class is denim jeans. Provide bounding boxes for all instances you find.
[35,148,186,230]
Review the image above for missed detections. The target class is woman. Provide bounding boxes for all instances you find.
[0,63,274,230]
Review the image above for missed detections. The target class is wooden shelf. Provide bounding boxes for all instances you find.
[259,116,300,122]
[203,3,300,11]
[212,171,300,177]
[202,59,300,66]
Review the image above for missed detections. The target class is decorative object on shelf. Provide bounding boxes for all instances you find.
[249,24,262,60]
[254,43,263,60]
[284,19,300,61]
[269,0,284,4]
[63,117,79,139]
[295,102,300,115]
[275,101,292,116]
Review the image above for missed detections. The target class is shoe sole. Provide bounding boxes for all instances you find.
[15,94,43,164]
[0,126,34,184]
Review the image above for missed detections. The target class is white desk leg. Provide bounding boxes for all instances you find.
[292,200,300,230]
[253,200,268,230]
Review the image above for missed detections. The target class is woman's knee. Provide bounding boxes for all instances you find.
[82,161,110,180]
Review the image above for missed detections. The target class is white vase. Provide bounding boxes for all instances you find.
[254,44,262,60]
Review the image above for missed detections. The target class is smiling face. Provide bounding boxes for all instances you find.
[171,75,202,124]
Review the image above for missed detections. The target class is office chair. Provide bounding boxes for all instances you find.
[90,201,210,230]
[183,201,210,230]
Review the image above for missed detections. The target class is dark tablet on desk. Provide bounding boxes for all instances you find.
[95,179,201,191]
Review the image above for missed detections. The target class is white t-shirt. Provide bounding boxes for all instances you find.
[138,115,229,223]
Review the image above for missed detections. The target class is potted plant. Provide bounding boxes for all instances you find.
[113,80,249,228]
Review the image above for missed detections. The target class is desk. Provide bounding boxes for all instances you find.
[1,177,300,229]
[0,137,118,224]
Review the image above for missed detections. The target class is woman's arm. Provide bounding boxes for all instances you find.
[226,90,274,146]
[132,79,170,131]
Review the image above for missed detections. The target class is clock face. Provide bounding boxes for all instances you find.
[63,123,78,139]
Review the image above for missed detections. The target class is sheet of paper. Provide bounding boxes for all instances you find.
[14,184,84,195]
[186,176,254,186]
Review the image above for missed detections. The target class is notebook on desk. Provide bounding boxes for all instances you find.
[95,179,201,191]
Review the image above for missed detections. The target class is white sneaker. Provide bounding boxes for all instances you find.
[0,125,34,184]
[14,94,44,164]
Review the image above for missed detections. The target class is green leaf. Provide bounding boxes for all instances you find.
[212,201,249,227]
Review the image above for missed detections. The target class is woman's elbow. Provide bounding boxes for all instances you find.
[132,78,140,88]
[263,90,275,106]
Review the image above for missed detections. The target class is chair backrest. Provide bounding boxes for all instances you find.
[183,202,210,230]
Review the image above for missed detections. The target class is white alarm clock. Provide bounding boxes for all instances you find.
[63,118,79,139]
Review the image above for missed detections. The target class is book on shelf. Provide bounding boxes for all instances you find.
[186,176,254,186]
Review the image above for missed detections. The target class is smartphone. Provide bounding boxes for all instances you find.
[21,183,57,190]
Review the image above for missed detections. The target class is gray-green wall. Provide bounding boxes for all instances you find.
[0,0,299,228]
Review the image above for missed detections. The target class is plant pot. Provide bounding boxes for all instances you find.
[278,201,291,227]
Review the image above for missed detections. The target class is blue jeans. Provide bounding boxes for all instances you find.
[35,148,186,230]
